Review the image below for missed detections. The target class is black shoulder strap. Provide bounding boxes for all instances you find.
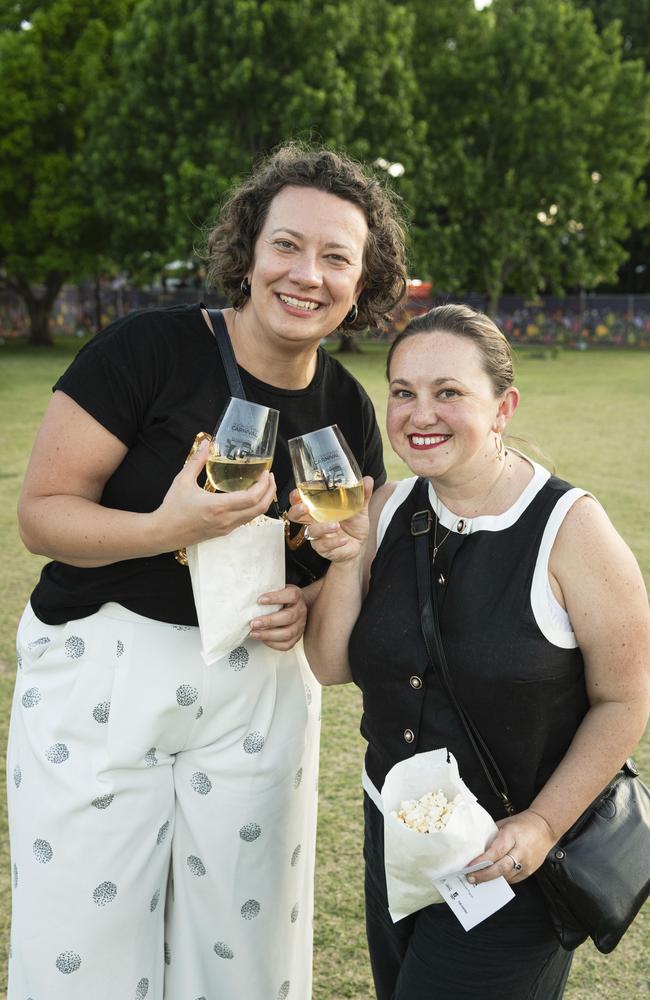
[411,477,515,815]
[202,305,294,526]
[204,307,246,399]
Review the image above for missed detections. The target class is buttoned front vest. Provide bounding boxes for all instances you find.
[349,474,589,817]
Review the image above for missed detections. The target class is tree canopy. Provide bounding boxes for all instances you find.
[407,0,650,312]
[0,0,134,343]
[575,0,650,292]
[89,0,422,278]
[2,0,650,341]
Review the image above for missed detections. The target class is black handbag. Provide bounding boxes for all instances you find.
[535,759,650,952]
[411,477,650,954]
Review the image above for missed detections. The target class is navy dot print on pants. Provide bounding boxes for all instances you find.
[92,793,114,809]
[191,772,212,795]
[93,701,110,724]
[176,684,199,706]
[64,636,85,659]
[187,855,206,877]
[21,687,41,708]
[243,731,264,754]
[239,822,262,842]
[46,743,69,764]
[93,881,117,906]
[135,976,149,998]
[33,839,53,863]
[56,951,82,974]
[229,646,249,671]
[241,899,261,920]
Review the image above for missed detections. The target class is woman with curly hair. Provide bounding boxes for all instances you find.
[8,144,408,999]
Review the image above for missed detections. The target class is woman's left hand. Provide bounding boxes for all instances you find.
[250,585,308,651]
[465,809,557,886]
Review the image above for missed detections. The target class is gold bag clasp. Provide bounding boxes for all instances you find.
[175,431,214,566]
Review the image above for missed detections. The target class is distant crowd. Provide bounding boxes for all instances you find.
[2,284,650,349]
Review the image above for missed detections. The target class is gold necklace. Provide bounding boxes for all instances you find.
[431,454,509,565]
[432,516,453,563]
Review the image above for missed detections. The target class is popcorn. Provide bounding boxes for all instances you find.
[391,789,463,833]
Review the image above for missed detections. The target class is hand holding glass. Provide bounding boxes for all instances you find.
[206,398,279,493]
[289,425,364,522]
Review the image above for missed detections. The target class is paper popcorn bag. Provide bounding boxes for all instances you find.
[186,515,284,665]
[382,748,498,921]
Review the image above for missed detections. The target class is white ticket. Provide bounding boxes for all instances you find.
[432,868,515,931]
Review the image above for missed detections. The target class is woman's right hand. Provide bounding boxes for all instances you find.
[154,440,277,549]
[287,476,373,564]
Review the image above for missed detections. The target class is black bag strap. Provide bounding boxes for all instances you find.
[202,306,308,549]
[205,307,246,399]
[411,476,516,815]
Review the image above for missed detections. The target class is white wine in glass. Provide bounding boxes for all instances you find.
[289,425,364,522]
[207,398,279,493]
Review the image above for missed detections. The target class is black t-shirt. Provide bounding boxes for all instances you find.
[30,304,386,625]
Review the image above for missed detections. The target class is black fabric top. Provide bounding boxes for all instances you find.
[30,304,386,625]
[349,475,589,818]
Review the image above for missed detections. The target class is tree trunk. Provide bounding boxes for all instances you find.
[337,331,362,353]
[15,273,65,346]
[94,273,102,334]
[26,297,55,346]
[486,286,501,318]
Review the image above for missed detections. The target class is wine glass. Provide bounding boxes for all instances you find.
[206,398,279,492]
[288,424,364,522]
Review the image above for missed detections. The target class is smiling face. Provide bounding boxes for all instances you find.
[243,185,367,349]
[387,331,518,484]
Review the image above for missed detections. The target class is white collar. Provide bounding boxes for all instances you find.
[428,455,551,535]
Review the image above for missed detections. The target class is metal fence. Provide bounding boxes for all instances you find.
[2,284,650,348]
[388,292,650,349]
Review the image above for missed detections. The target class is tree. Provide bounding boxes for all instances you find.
[407,0,650,313]
[88,0,422,325]
[575,0,650,66]
[575,0,650,292]
[0,0,134,344]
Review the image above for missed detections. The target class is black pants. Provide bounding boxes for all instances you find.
[363,794,574,1000]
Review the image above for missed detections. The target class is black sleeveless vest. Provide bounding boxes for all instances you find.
[349,475,589,818]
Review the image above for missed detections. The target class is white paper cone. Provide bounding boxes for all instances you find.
[186,515,284,664]
[381,748,498,921]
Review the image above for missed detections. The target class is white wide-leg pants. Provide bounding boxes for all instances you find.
[7,601,321,1000]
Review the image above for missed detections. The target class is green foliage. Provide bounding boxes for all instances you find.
[575,0,650,293]
[407,0,650,311]
[576,0,650,67]
[88,0,422,275]
[3,0,650,336]
[0,0,134,340]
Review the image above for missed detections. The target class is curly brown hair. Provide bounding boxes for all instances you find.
[204,143,408,333]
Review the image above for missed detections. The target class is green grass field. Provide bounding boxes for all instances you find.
[0,338,648,998]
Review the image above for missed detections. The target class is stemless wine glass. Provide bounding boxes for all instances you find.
[206,398,279,492]
[289,424,364,522]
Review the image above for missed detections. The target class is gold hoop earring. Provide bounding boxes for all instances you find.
[495,435,504,461]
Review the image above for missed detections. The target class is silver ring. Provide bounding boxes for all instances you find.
[303,527,312,542]
[506,852,523,872]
